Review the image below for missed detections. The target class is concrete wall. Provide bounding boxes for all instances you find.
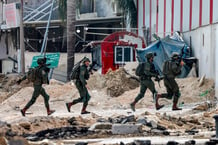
[2,59,13,74]
[183,23,217,96]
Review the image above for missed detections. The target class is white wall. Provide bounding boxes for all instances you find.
[2,60,13,74]
[183,23,218,96]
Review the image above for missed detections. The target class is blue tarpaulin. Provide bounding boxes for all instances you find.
[136,34,197,78]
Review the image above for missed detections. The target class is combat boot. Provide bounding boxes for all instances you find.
[20,108,27,116]
[66,102,72,112]
[47,107,55,115]
[47,110,55,115]
[172,103,182,111]
[155,94,164,110]
[81,104,90,114]
[172,97,182,111]
[130,102,136,112]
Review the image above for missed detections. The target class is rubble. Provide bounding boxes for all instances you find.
[0,70,216,144]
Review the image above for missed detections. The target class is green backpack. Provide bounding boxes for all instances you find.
[26,67,38,82]
[135,62,145,76]
[70,63,81,80]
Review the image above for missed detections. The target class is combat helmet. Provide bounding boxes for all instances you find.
[37,58,46,65]
[145,52,155,60]
[83,57,90,63]
[171,52,180,60]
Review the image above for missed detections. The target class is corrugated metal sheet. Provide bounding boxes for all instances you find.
[213,0,218,23]
[183,0,190,32]
[158,0,164,38]
[145,0,150,28]
[202,0,210,25]
[165,0,172,36]
[174,0,180,32]
[151,0,156,36]
[138,0,216,38]
[192,0,200,29]
[138,0,144,36]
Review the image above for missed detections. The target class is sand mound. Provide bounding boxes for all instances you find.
[88,68,139,97]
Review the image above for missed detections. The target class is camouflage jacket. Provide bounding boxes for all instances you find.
[164,60,182,78]
[78,64,89,86]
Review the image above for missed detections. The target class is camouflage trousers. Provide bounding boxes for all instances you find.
[134,78,157,103]
[72,80,91,106]
[161,77,181,103]
[24,85,50,109]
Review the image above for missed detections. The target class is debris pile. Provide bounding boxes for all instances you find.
[0,74,27,103]
[104,68,139,97]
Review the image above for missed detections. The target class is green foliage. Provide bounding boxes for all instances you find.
[118,0,137,28]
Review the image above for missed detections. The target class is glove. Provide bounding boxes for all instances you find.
[17,79,22,84]
[154,77,160,82]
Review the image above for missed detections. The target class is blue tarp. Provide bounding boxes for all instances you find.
[136,35,197,78]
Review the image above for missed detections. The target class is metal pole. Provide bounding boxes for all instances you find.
[20,0,25,74]
[40,0,55,55]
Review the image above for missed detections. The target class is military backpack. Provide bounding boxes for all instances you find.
[162,60,170,75]
[135,62,145,76]
[26,67,39,82]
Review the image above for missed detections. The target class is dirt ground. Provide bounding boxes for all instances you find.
[0,68,216,144]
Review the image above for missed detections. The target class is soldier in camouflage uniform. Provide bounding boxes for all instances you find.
[66,58,92,114]
[17,58,55,116]
[130,52,164,112]
[159,52,184,110]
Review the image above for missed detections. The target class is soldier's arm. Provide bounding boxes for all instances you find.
[171,62,182,75]
[17,74,27,84]
[144,63,158,77]
[79,67,87,86]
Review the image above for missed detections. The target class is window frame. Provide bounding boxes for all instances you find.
[114,46,134,64]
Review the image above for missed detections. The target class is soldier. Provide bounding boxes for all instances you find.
[17,58,55,116]
[130,52,164,112]
[159,52,184,110]
[66,58,92,114]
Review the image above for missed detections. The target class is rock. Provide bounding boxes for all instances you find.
[157,124,167,131]
[121,115,135,124]
[19,122,31,130]
[0,137,7,145]
[141,126,151,132]
[185,140,196,145]
[134,139,151,145]
[151,129,169,135]
[109,115,135,124]
[136,117,148,125]
[8,136,30,145]
[89,122,112,131]
[193,103,209,111]
[0,120,7,127]
[185,129,199,135]
[75,142,88,145]
[166,141,179,145]
[112,124,142,135]
[147,120,157,129]
[97,118,108,123]
[68,117,78,125]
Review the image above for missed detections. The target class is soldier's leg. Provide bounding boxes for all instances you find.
[146,80,164,110]
[21,85,40,116]
[81,88,91,114]
[172,80,182,110]
[66,84,85,112]
[40,87,55,115]
[160,78,174,100]
[130,81,147,111]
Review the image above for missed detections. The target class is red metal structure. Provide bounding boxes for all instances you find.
[100,31,146,74]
